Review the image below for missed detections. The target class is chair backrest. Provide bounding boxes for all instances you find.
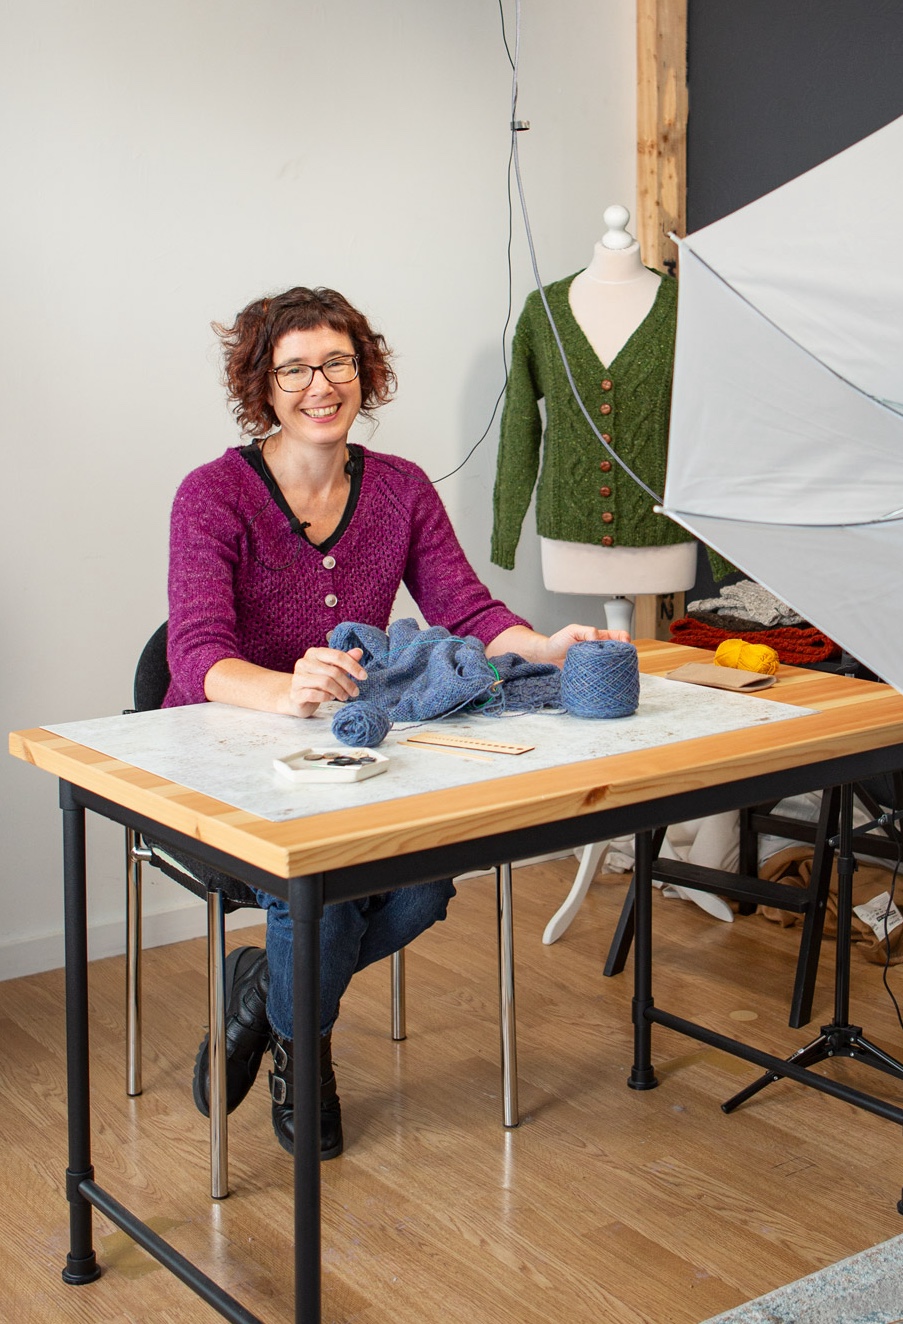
[857,770,903,813]
[130,621,256,909]
[134,622,170,712]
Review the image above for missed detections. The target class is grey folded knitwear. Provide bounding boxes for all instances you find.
[688,579,804,628]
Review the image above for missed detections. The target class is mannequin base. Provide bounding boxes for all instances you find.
[604,597,635,634]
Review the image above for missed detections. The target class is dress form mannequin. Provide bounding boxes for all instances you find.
[540,207,728,936]
[540,204,697,633]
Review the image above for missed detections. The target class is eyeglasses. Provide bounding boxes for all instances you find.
[269,354,359,392]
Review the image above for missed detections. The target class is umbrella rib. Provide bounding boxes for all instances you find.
[679,243,903,419]
[661,508,903,531]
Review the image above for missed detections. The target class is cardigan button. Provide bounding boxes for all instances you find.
[601,536,614,547]
[601,434,612,444]
[325,594,338,607]
[599,486,611,497]
[599,402,612,415]
[322,555,336,569]
[601,379,613,391]
[600,460,612,472]
[601,512,613,524]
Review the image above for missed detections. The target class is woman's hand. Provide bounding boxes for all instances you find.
[204,648,368,718]
[288,646,368,717]
[540,624,630,667]
[485,623,631,669]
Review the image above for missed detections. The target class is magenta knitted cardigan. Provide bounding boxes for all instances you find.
[164,446,529,707]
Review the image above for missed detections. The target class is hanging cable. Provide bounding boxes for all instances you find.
[430,2,518,485]
[435,0,666,506]
[878,811,903,1035]
[505,0,663,508]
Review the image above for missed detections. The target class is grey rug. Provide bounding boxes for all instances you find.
[700,1234,903,1324]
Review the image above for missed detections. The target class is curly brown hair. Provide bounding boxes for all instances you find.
[213,287,397,437]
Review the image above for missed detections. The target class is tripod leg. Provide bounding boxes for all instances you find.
[721,1032,831,1113]
[844,1031,903,1078]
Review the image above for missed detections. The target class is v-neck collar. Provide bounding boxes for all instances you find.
[558,268,670,372]
[239,441,364,552]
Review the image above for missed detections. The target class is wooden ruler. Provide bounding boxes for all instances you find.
[403,731,534,756]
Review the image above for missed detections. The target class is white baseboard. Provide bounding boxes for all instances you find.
[0,851,574,983]
[0,904,265,983]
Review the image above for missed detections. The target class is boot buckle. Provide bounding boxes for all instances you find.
[270,1071,287,1106]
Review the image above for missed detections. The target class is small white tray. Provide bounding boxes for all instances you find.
[273,747,389,784]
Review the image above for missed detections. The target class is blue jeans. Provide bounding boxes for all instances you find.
[252,880,457,1040]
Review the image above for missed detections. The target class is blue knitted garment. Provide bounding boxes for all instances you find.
[329,618,561,727]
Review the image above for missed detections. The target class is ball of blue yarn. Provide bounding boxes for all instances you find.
[561,640,640,718]
[331,701,393,747]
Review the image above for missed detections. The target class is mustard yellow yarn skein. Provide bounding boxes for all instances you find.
[713,639,779,675]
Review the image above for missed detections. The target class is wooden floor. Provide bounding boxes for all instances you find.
[3,859,903,1324]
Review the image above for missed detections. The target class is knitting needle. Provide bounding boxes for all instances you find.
[398,740,495,764]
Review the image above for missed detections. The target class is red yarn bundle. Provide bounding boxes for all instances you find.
[670,617,841,665]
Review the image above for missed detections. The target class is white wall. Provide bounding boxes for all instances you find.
[1,0,636,978]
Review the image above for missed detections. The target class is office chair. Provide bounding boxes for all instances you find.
[124,623,408,1198]
[125,625,521,1195]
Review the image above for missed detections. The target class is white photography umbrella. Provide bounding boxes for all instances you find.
[662,114,903,691]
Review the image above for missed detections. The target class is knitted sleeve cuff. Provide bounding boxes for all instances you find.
[490,535,517,571]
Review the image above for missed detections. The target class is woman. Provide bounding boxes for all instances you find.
[166,286,627,1159]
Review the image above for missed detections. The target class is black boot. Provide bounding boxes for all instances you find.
[269,1031,344,1160]
[192,946,271,1116]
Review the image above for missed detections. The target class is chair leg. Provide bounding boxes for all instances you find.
[125,828,150,1098]
[603,826,667,977]
[788,786,838,1029]
[603,875,637,977]
[496,863,519,1128]
[207,891,229,1199]
[390,948,407,1041]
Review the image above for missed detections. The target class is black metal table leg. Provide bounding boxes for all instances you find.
[59,781,101,1285]
[787,785,838,1029]
[291,876,323,1324]
[629,830,658,1091]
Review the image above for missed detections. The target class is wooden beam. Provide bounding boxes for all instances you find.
[636,0,687,273]
[633,1,688,637]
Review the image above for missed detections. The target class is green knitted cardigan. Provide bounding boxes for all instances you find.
[490,271,731,580]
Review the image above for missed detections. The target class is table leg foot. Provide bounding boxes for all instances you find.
[62,1253,101,1285]
[628,1067,659,1091]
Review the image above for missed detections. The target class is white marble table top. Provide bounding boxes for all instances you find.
[46,674,815,824]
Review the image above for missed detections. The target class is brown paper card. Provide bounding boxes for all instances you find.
[666,662,777,692]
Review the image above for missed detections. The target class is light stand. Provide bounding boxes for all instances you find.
[722,784,903,1207]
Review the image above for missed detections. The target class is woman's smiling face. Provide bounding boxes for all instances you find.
[268,325,362,448]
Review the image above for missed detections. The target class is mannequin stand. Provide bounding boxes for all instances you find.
[721,784,903,1133]
[633,592,685,642]
[599,591,687,642]
[604,596,635,634]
